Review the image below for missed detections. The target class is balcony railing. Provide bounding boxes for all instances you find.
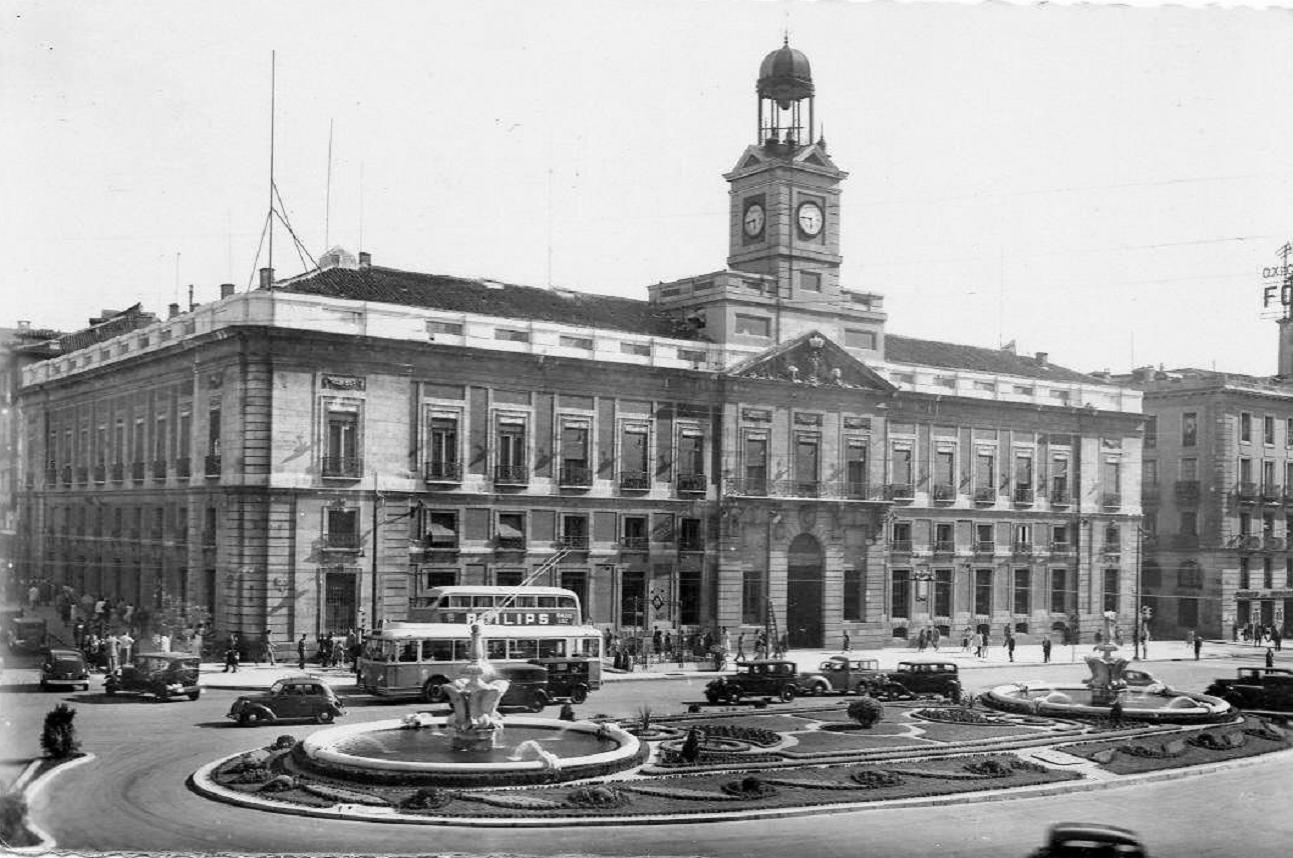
[93,464,106,484]
[728,477,768,497]
[423,536,459,551]
[974,487,996,505]
[175,457,191,479]
[1236,481,1259,503]
[677,473,707,493]
[424,461,462,483]
[1013,487,1035,506]
[619,536,649,551]
[130,461,145,482]
[152,460,167,480]
[1102,546,1122,559]
[323,532,362,551]
[1101,492,1122,511]
[203,455,221,477]
[557,535,590,550]
[932,484,956,502]
[559,465,593,488]
[844,481,870,499]
[322,456,364,479]
[795,480,821,498]
[891,539,913,553]
[1012,541,1034,555]
[43,466,56,486]
[885,483,914,502]
[1263,484,1283,504]
[495,536,526,551]
[618,471,650,491]
[1050,488,1071,507]
[494,464,529,485]
[679,539,704,552]
[933,540,956,554]
[974,541,996,555]
[1175,481,1201,503]
[1051,541,1074,555]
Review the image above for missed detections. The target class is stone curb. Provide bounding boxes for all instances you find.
[7,752,97,853]
[186,738,1293,829]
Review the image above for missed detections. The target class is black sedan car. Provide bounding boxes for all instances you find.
[228,676,345,726]
[41,648,90,691]
[105,652,202,701]
[1205,667,1293,712]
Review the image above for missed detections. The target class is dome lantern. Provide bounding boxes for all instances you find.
[755,39,815,151]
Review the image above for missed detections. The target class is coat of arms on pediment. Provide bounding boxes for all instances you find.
[726,331,896,392]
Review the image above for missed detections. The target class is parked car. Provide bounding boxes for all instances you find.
[862,660,961,701]
[5,616,48,655]
[527,656,596,704]
[814,655,883,694]
[705,659,802,704]
[1027,822,1148,857]
[228,676,345,726]
[497,663,551,712]
[104,652,202,701]
[1205,667,1293,711]
[40,648,90,691]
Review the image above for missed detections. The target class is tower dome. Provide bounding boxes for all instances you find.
[757,41,814,108]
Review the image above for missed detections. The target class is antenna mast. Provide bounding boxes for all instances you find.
[325,118,334,249]
[268,50,277,278]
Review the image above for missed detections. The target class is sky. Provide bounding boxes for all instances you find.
[4,0,1293,377]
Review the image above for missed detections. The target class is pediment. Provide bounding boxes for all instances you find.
[726,330,896,392]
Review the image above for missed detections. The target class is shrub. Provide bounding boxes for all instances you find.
[565,784,630,808]
[0,791,29,846]
[963,759,1013,777]
[847,696,884,729]
[398,787,454,810]
[720,775,778,799]
[40,703,80,759]
[269,735,296,751]
[850,769,903,788]
[635,705,654,732]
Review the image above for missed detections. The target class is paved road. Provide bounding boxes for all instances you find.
[4,655,1291,855]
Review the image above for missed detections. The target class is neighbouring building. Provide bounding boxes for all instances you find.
[15,42,1144,648]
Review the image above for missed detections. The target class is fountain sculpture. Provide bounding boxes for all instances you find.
[1084,611,1129,705]
[441,623,511,751]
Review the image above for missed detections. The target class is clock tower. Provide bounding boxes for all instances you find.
[726,40,847,305]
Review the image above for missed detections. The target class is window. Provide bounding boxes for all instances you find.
[1102,568,1120,614]
[891,521,912,552]
[934,522,954,552]
[1144,459,1158,486]
[1286,558,1293,588]
[734,314,771,337]
[323,406,361,477]
[153,415,168,465]
[1179,510,1198,536]
[1104,524,1121,554]
[1051,524,1069,550]
[1263,556,1274,589]
[1239,457,1254,485]
[1182,412,1197,447]
[1265,415,1276,445]
[1287,418,1293,448]
[679,569,702,625]
[677,429,704,482]
[325,506,360,550]
[495,328,531,343]
[1015,524,1033,551]
[1180,457,1198,481]
[1050,569,1067,614]
[799,271,822,292]
[1101,458,1121,502]
[619,423,649,489]
[1178,561,1202,589]
[845,329,876,349]
[679,517,703,551]
[933,569,952,616]
[423,511,458,548]
[975,450,995,499]
[495,417,527,483]
[1050,455,1069,501]
[845,439,868,497]
[677,348,705,363]
[1265,460,1278,493]
[974,569,993,615]
[742,568,764,623]
[891,570,911,620]
[620,342,651,357]
[1240,412,1252,443]
[1014,453,1033,500]
[204,407,220,474]
[1012,384,1034,395]
[1013,569,1031,615]
[426,320,464,336]
[743,435,768,493]
[621,515,648,550]
[1144,415,1157,450]
[560,514,590,550]
[559,335,593,350]
[934,449,955,497]
[975,523,995,552]
[933,375,956,389]
[427,414,460,480]
[1142,561,1161,589]
[795,433,820,494]
[496,512,526,549]
[891,444,913,489]
[843,568,863,621]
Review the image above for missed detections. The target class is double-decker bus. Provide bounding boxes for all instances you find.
[358,586,603,702]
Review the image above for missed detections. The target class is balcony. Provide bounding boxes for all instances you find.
[1263,484,1283,505]
[93,464,106,485]
[1101,492,1122,511]
[973,487,996,505]
[494,536,526,551]
[152,460,167,480]
[1050,488,1072,508]
[1051,541,1074,555]
[494,464,530,486]
[111,462,124,483]
[677,473,707,494]
[1012,541,1034,555]
[891,539,913,553]
[794,480,821,498]
[323,531,362,552]
[619,536,649,552]
[130,461,145,483]
[322,456,363,480]
[728,477,768,497]
[559,465,593,488]
[619,471,651,492]
[1013,486,1035,507]
[424,461,462,483]
[1141,484,1161,506]
[203,455,221,478]
[557,535,590,551]
[175,457,191,479]
[974,541,996,555]
[679,538,704,553]
[1175,481,1201,504]
[885,483,914,502]
[1236,481,1259,504]
[933,540,956,554]
[844,481,871,500]
[932,484,956,503]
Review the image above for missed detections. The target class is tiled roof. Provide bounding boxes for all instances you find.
[279,266,706,341]
[884,334,1100,384]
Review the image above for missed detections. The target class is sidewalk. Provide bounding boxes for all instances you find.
[194,637,1287,692]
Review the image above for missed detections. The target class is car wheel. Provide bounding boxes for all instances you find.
[422,676,450,704]
[528,693,548,713]
[239,711,260,727]
[570,685,588,705]
[315,709,336,724]
[705,692,720,705]
[187,690,201,701]
[105,685,116,696]
[779,685,796,703]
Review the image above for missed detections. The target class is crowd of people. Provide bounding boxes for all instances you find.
[1232,621,1285,650]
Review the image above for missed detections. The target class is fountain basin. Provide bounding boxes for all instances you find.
[982,683,1231,723]
[296,716,646,787]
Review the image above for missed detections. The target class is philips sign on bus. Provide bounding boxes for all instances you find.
[447,611,574,626]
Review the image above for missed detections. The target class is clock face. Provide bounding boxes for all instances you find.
[797,201,823,237]
[743,203,765,237]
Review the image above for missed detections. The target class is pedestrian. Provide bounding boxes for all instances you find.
[1232,622,1239,642]
[931,627,941,651]
[652,626,663,656]
[979,631,990,659]
[917,628,928,652]
[961,628,970,653]
[1042,636,1052,663]
[27,583,38,609]
[261,628,276,665]
[664,631,674,658]
[223,632,240,673]
[1274,628,1283,651]
[736,632,746,661]
[1006,635,1016,662]
[119,629,134,663]
[297,634,307,670]
[775,633,788,658]
[1266,647,1276,669]
[332,635,346,668]
[842,631,851,652]
[1193,634,1203,661]
[106,631,120,672]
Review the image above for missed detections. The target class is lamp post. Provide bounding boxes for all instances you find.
[1133,524,1142,660]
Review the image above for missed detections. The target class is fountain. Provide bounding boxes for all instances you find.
[291,623,644,787]
[982,612,1231,723]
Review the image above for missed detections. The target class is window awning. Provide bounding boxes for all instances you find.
[496,522,524,539]
[427,523,456,538]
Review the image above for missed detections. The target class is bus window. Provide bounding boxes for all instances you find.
[454,640,472,661]
[538,596,557,608]
[487,640,507,660]
[515,595,536,608]
[380,640,401,661]
[573,638,600,657]
[473,596,494,608]
[508,639,538,660]
[449,595,471,608]
[398,642,419,662]
[538,639,568,658]
[558,596,576,610]
[422,639,454,662]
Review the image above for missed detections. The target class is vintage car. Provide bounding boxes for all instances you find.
[813,655,883,694]
[104,652,202,701]
[705,659,803,704]
[228,676,345,726]
[527,656,596,704]
[496,663,552,712]
[1026,822,1147,857]
[6,616,48,655]
[861,660,962,701]
[40,648,90,691]
[1205,667,1293,711]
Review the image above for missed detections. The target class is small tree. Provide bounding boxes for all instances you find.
[41,703,81,759]
[847,696,885,729]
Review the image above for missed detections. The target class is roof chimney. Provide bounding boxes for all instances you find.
[258,268,274,290]
[168,303,180,319]
[220,283,236,299]
[358,252,372,271]
[1035,351,1048,367]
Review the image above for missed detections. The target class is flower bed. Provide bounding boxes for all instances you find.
[1062,718,1289,775]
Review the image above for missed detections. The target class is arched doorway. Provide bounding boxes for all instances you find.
[786,533,824,648]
